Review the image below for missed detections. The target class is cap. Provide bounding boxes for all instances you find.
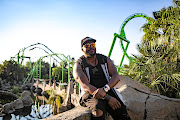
[81,37,96,47]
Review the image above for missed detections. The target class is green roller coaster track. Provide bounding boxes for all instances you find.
[108,13,152,73]
[11,43,74,84]
[11,43,64,65]
[24,53,73,84]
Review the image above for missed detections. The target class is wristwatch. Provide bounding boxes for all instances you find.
[103,84,110,93]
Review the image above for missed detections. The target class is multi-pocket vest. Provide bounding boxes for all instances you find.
[78,54,125,105]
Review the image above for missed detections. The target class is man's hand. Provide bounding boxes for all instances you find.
[92,88,106,99]
[108,97,121,110]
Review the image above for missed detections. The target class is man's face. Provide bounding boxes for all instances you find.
[82,41,96,58]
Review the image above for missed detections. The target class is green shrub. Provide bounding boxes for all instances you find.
[12,86,19,94]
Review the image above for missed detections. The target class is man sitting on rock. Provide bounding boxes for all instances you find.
[73,37,131,120]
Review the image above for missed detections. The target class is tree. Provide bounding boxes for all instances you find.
[123,0,180,98]
[0,60,29,85]
[41,61,50,79]
[52,57,75,83]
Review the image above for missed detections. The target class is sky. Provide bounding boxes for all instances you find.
[0,0,173,66]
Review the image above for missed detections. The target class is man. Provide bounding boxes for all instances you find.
[73,37,131,120]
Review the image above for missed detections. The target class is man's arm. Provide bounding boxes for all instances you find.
[93,57,121,110]
[106,57,120,89]
[73,62,97,95]
[92,57,119,99]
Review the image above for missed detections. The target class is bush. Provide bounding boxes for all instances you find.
[12,86,19,94]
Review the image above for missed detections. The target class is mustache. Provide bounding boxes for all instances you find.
[87,48,94,52]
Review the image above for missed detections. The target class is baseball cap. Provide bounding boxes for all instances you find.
[81,37,96,47]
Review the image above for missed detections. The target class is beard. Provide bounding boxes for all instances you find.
[86,48,96,58]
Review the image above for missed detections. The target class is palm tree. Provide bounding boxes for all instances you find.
[123,0,180,98]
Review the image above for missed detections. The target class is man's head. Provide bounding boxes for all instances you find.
[81,37,96,58]
[81,37,96,47]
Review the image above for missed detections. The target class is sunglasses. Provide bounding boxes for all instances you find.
[83,43,96,48]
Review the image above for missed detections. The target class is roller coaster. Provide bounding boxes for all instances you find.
[11,13,152,84]
[11,43,74,84]
[108,13,151,72]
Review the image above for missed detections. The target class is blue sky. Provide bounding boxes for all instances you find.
[0,0,173,65]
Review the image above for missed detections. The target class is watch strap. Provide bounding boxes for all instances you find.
[102,94,111,102]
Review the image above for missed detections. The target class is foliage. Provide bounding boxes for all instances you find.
[123,1,180,98]
[30,59,74,82]
[46,89,64,115]
[41,61,50,78]
[0,60,29,84]
[52,58,75,82]
[0,57,74,85]
[25,61,35,71]
[52,67,68,82]
[12,86,19,95]
[29,60,50,79]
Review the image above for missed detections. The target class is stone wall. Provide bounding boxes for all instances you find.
[42,107,91,120]
[116,75,180,120]
[44,75,180,120]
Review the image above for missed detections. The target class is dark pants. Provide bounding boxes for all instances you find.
[80,91,131,120]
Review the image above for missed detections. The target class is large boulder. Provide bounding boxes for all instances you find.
[116,75,180,120]
[35,87,43,96]
[21,91,34,106]
[1,103,15,114]
[21,82,33,91]
[43,106,91,120]
[11,99,24,110]
[0,90,34,116]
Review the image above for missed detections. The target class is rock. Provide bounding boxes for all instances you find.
[146,95,180,120]
[21,83,32,91]
[42,91,49,98]
[116,75,151,93]
[118,85,147,119]
[5,82,10,86]
[31,85,36,93]
[11,99,24,110]
[19,81,23,85]
[0,90,34,116]
[13,106,32,116]
[0,112,6,117]
[2,79,6,84]
[21,91,34,106]
[2,103,15,114]
[41,75,180,120]
[71,93,80,107]
[1,114,12,120]
[43,106,91,120]
[35,87,42,96]
[14,81,17,84]
[116,75,180,120]
[59,105,68,113]
[21,90,31,96]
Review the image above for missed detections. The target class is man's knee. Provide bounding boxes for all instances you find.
[91,109,105,120]
[92,109,103,117]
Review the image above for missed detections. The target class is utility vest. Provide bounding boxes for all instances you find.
[78,54,125,105]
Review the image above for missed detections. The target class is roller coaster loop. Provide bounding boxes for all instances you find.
[108,13,152,73]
